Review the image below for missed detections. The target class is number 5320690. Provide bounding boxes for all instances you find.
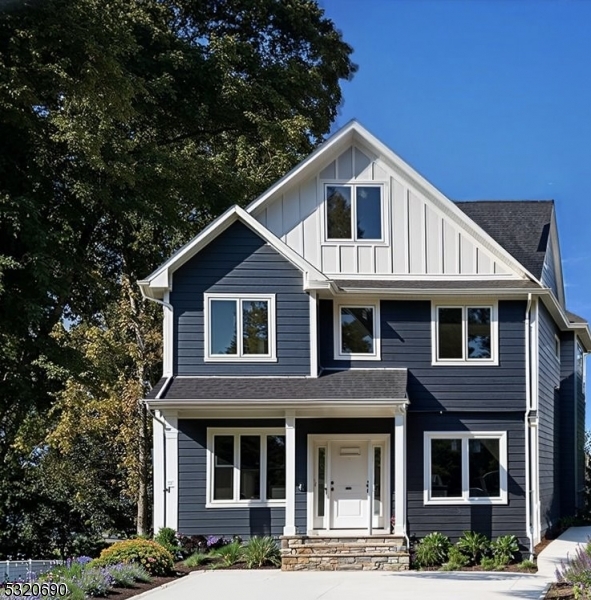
[4,582,69,596]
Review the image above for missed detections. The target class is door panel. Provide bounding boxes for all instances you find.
[330,441,369,529]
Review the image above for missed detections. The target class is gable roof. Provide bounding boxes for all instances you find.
[246,120,541,282]
[137,205,329,299]
[455,201,553,279]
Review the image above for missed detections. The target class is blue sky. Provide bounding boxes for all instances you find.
[321,0,590,420]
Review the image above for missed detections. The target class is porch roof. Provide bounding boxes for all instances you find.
[146,369,408,403]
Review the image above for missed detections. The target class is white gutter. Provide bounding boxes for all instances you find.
[524,293,534,559]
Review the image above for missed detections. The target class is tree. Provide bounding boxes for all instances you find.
[0,0,355,546]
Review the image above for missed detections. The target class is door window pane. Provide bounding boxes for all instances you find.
[438,308,463,359]
[341,306,374,353]
[431,439,462,498]
[266,435,285,500]
[242,300,269,355]
[317,447,326,517]
[467,308,491,359]
[240,436,260,500]
[374,446,382,515]
[469,439,500,498]
[356,187,382,240]
[211,300,237,355]
[213,436,234,500]
[326,186,352,239]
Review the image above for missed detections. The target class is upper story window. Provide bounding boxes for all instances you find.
[576,341,585,391]
[334,303,380,360]
[204,293,276,362]
[325,184,382,241]
[432,303,498,366]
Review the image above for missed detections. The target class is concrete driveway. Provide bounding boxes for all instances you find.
[136,527,591,600]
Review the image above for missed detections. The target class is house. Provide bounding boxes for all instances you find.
[139,121,589,570]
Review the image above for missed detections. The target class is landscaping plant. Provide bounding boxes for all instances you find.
[210,541,243,567]
[243,536,281,568]
[91,539,174,576]
[556,542,591,596]
[441,545,470,570]
[414,532,451,568]
[154,527,181,559]
[456,531,490,565]
[490,535,519,566]
[184,552,212,568]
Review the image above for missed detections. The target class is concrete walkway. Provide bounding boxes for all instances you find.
[137,527,591,600]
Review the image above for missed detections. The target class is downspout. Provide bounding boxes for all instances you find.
[524,294,534,559]
[139,286,174,531]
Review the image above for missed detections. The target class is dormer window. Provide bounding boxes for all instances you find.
[325,185,382,241]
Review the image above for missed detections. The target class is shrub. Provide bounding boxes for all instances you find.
[184,552,212,568]
[154,527,181,559]
[210,541,243,567]
[206,535,230,551]
[76,567,114,597]
[557,543,591,592]
[491,535,519,566]
[176,534,207,557]
[456,531,490,565]
[441,545,469,570]
[414,532,451,568]
[518,559,537,571]
[92,539,174,576]
[480,556,497,571]
[243,536,280,568]
[105,563,151,588]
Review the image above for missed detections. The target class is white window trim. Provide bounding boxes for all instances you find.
[431,302,499,366]
[554,334,561,361]
[206,428,287,508]
[204,293,277,362]
[323,183,386,244]
[333,302,381,361]
[423,431,508,506]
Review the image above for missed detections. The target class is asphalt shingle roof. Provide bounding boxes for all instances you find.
[454,200,553,278]
[146,369,408,401]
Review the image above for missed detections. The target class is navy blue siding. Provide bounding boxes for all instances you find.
[319,300,526,412]
[541,235,559,302]
[178,419,286,538]
[171,222,310,375]
[407,413,527,544]
[559,333,576,516]
[538,303,561,532]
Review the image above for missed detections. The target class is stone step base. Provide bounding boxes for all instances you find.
[282,554,409,571]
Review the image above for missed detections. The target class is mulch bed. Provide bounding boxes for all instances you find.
[544,583,575,599]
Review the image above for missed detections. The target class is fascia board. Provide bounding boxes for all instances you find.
[335,287,542,297]
[540,292,591,350]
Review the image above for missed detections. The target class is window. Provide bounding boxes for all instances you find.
[325,185,382,241]
[205,294,276,362]
[207,429,286,507]
[424,432,507,504]
[555,335,561,361]
[432,304,497,365]
[334,303,380,360]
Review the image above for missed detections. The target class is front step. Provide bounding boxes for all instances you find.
[280,535,410,571]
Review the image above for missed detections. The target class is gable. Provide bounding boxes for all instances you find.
[252,141,523,278]
[540,215,566,307]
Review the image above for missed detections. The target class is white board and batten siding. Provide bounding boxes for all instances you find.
[254,144,509,277]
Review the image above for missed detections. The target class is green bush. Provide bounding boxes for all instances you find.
[184,552,212,568]
[91,539,174,576]
[243,536,280,568]
[415,532,451,568]
[491,534,519,566]
[106,563,151,588]
[456,531,490,565]
[480,556,497,571]
[154,527,181,558]
[210,541,243,567]
[441,545,469,570]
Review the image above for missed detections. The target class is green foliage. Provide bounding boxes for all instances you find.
[92,539,174,576]
[184,552,212,568]
[456,531,490,565]
[0,0,355,556]
[490,534,519,566]
[517,559,537,571]
[441,545,470,570]
[414,532,451,568]
[106,563,151,588]
[210,541,243,567]
[154,527,180,558]
[480,556,497,570]
[243,536,281,569]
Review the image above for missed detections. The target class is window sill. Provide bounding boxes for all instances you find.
[431,359,499,367]
[205,356,278,363]
[335,354,381,361]
[424,497,507,506]
[206,500,287,509]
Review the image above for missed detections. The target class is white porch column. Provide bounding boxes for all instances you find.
[394,407,407,537]
[163,411,179,531]
[153,410,165,533]
[284,412,297,536]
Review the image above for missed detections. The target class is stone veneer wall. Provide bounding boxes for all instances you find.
[280,536,410,571]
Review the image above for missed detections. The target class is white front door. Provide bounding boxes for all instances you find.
[330,441,369,529]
